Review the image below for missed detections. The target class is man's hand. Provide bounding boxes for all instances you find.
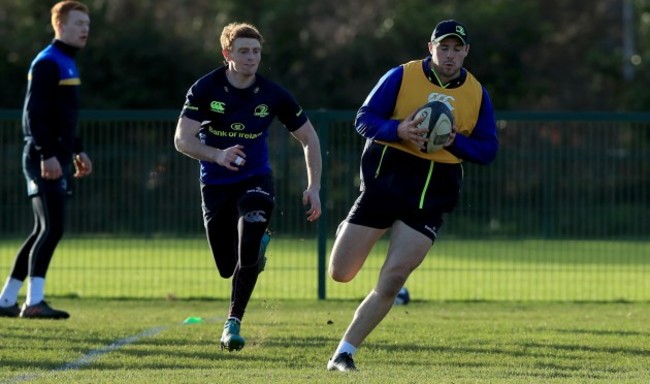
[397,109,429,148]
[73,152,93,178]
[302,188,321,222]
[443,126,458,148]
[215,145,246,171]
[41,157,62,180]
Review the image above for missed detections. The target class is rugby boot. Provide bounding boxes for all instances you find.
[220,318,245,351]
[0,303,20,318]
[20,301,70,319]
[327,352,357,372]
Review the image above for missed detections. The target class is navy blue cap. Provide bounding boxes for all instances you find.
[431,20,469,45]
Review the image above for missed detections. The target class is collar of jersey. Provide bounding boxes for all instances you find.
[52,39,79,58]
[422,56,466,89]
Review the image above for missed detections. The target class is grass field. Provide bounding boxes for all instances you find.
[1,238,648,382]
[0,237,648,301]
[1,299,649,383]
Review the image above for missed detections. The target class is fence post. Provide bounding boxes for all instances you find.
[314,111,329,300]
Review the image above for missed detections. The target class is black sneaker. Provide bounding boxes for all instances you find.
[0,303,20,318]
[327,352,357,371]
[20,301,70,320]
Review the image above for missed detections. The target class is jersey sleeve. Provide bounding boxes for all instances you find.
[25,59,60,159]
[446,87,499,165]
[179,80,205,122]
[274,86,308,132]
[354,66,403,141]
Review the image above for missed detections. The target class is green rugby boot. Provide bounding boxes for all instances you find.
[220,318,245,351]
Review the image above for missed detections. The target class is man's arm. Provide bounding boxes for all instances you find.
[354,66,403,141]
[25,60,65,180]
[25,60,60,160]
[174,116,246,171]
[445,87,499,165]
[290,120,322,222]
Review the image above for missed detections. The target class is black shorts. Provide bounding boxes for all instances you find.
[346,141,463,241]
[200,174,275,276]
[200,173,275,226]
[22,144,72,197]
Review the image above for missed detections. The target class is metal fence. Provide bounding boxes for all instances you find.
[1,110,649,301]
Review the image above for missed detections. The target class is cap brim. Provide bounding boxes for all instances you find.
[433,33,467,45]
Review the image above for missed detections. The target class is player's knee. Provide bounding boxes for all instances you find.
[328,264,357,283]
[215,261,236,278]
[42,217,64,239]
[211,250,237,278]
[41,225,64,245]
[239,193,274,224]
[330,272,353,283]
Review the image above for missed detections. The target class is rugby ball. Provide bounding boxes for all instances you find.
[414,101,454,153]
[394,286,410,305]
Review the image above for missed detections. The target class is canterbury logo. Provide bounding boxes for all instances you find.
[210,101,225,113]
[428,93,455,111]
[244,210,267,223]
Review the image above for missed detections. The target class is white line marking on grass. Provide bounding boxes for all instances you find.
[4,316,222,383]
[57,326,168,371]
[3,326,168,384]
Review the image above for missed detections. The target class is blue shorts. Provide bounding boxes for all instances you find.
[345,141,463,241]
